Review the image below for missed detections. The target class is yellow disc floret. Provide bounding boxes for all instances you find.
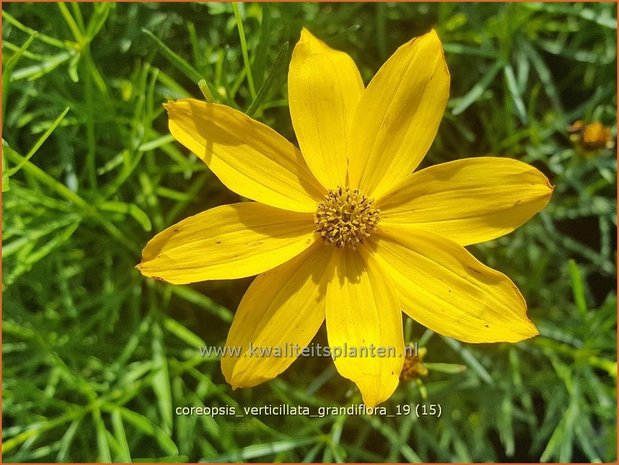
[314,187,380,249]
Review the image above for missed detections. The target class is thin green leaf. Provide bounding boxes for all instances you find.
[451,60,503,115]
[205,438,315,462]
[232,2,256,99]
[7,107,70,177]
[113,406,179,456]
[142,28,207,87]
[246,41,289,116]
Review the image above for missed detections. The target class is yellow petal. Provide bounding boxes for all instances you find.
[222,243,332,388]
[377,157,554,245]
[137,202,315,284]
[288,28,364,189]
[348,29,450,199]
[370,225,539,343]
[325,249,404,407]
[165,99,325,212]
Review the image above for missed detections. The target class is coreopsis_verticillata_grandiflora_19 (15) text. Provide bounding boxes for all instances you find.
[137,28,553,407]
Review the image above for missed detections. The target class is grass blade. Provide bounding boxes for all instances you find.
[246,41,289,116]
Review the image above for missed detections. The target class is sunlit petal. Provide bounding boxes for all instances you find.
[378,157,554,245]
[348,30,450,198]
[326,248,404,407]
[138,202,315,284]
[166,99,325,212]
[370,225,539,343]
[289,28,364,189]
[222,243,333,387]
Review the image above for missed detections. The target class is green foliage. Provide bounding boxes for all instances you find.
[3,2,616,462]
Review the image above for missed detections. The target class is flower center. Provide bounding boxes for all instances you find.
[314,187,380,249]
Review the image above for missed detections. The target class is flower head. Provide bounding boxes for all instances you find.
[137,28,553,406]
[400,347,428,381]
[569,120,615,153]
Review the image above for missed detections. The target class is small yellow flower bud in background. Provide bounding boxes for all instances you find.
[568,120,615,154]
[400,346,429,381]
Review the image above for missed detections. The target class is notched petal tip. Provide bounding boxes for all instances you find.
[225,374,241,391]
[513,310,540,341]
[356,379,399,408]
[299,27,319,42]
[535,171,555,208]
[224,374,241,391]
[135,254,175,283]
[164,98,201,117]
[403,28,440,48]
[162,99,186,114]
[162,100,187,114]
[513,327,540,343]
[297,27,325,53]
[534,166,555,192]
[415,28,447,60]
[223,362,269,390]
[362,398,379,409]
[479,310,540,343]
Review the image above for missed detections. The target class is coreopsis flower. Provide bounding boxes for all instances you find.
[400,347,429,381]
[137,29,553,406]
[568,120,615,153]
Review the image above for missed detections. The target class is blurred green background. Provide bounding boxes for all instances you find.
[2,2,617,462]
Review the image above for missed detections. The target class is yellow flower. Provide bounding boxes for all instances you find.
[400,347,429,381]
[137,29,553,407]
[568,120,615,153]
